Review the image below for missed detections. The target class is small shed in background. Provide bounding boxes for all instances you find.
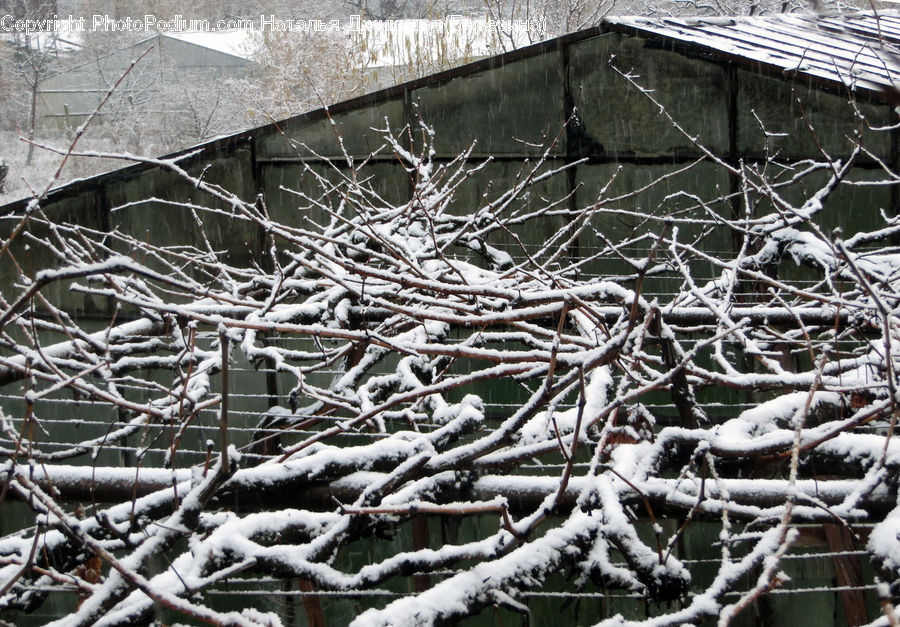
[35,31,256,133]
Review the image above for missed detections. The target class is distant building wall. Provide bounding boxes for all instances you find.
[37,33,253,132]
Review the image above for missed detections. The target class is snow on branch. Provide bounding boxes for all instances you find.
[0,112,897,626]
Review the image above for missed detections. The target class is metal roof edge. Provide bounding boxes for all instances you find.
[601,12,899,103]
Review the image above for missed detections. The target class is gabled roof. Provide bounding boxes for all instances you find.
[4,11,899,211]
[162,31,257,62]
[606,11,900,95]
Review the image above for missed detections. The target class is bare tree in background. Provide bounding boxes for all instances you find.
[236,28,369,123]
[2,31,66,166]
[483,0,611,47]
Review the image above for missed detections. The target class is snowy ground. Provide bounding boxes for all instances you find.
[0,130,126,205]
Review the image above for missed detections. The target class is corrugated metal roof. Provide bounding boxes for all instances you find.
[606,12,900,96]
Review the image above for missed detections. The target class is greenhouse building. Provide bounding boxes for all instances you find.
[0,11,898,626]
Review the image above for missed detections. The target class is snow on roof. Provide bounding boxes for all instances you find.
[606,11,900,95]
[162,30,259,61]
[0,26,82,54]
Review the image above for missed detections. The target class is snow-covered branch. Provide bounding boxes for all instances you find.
[0,110,896,625]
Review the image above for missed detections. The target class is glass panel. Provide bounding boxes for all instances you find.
[107,146,259,272]
[255,98,406,159]
[576,161,732,286]
[261,161,410,230]
[438,159,571,267]
[738,69,893,159]
[0,189,107,316]
[569,33,729,155]
[412,50,566,158]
